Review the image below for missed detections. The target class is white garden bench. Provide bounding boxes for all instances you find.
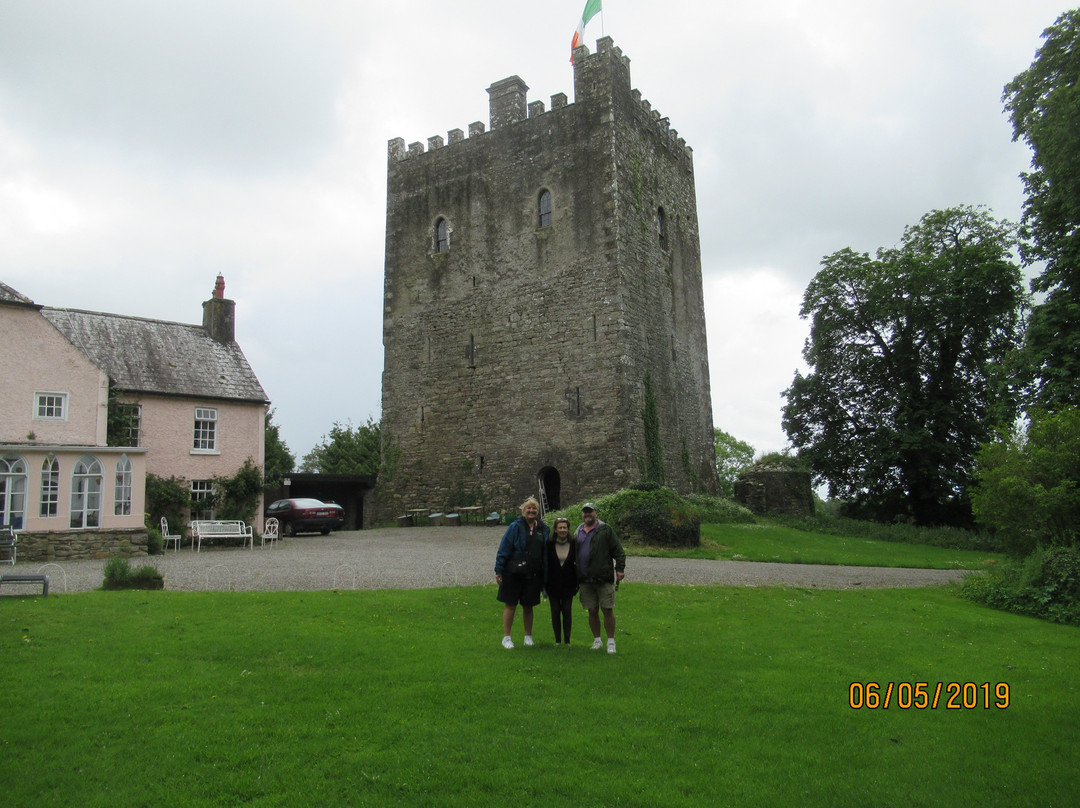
[190,520,254,552]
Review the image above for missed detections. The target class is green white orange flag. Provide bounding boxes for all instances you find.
[570,0,602,62]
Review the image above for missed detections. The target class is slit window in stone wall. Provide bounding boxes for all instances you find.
[538,190,552,228]
[435,218,450,253]
[657,206,668,251]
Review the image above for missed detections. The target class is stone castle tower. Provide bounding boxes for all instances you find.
[380,38,717,515]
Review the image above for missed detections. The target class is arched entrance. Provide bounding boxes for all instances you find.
[538,467,561,513]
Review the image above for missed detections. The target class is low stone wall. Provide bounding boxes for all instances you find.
[14,528,149,562]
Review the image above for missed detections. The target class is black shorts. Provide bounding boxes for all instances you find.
[497,572,542,607]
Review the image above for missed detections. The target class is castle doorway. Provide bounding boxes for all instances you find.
[538,467,561,512]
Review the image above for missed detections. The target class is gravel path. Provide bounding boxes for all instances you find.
[6,526,969,594]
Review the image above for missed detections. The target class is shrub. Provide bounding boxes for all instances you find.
[102,556,165,591]
[960,545,1080,626]
[144,515,164,555]
[971,408,1080,555]
[549,487,703,547]
[774,513,1003,553]
[684,493,756,525]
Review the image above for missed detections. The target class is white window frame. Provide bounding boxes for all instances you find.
[40,455,59,518]
[193,407,218,453]
[70,455,102,529]
[114,454,133,516]
[117,402,142,447]
[190,480,215,521]
[34,391,69,421]
[1,454,28,529]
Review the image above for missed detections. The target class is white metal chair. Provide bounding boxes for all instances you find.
[262,517,280,548]
[160,517,182,553]
[0,526,16,564]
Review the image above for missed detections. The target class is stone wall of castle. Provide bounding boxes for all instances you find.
[380,38,717,517]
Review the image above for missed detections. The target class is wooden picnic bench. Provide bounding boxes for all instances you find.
[0,573,50,596]
[190,520,254,552]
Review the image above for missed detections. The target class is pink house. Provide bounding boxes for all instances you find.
[0,278,268,559]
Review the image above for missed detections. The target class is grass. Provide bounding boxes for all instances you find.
[621,522,1007,570]
[2,583,1078,807]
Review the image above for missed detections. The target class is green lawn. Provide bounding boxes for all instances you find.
[2,583,1077,806]
[623,522,1006,570]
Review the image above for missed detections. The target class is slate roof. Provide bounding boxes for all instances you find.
[41,307,269,404]
[0,281,36,306]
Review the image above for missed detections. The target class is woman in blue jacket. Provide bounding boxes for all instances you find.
[494,497,549,649]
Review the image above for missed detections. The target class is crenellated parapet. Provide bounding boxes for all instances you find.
[387,37,693,165]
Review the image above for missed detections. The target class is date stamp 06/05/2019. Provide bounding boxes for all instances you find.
[849,682,1011,710]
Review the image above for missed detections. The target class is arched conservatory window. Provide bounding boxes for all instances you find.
[0,454,27,529]
[40,455,60,518]
[70,455,102,529]
[114,455,133,516]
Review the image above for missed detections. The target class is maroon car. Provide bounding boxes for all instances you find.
[265,498,345,536]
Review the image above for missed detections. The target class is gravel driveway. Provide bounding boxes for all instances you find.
[7,526,969,594]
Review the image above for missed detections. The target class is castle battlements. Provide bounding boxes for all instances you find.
[387,38,692,164]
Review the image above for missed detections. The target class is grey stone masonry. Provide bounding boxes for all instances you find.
[380,38,717,518]
[15,528,149,562]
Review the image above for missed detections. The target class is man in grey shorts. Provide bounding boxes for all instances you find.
[575,503,626,653]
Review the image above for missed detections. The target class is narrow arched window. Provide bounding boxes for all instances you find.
[538,190,552,228]
[435,218,449,253]
[0,454,27,529]
[40,455,59,518]
[70,455,102,529]
[114,455,133,516]
[657,206,668,251]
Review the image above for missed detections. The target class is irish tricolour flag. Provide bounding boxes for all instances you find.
[570,0,602,62]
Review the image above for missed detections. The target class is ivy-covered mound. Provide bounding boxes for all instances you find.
[548,486,754,548]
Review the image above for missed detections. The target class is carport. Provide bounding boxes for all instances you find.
[271,473,377,530]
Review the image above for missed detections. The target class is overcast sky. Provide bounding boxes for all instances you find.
[0,0,1068,462]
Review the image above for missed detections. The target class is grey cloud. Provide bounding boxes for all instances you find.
[0,0,348,176]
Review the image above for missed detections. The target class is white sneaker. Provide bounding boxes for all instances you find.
[607,639,616,654]
[502,636,514,649]
[523,635,534,647]
[591,637,603,650]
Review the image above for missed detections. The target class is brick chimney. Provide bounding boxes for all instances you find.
[202,274,235,343]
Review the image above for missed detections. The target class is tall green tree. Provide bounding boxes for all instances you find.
[301,418,381,476]
[263,409,295,486]
[713,428,755,498]
[972,407,1080,555]
[782,206,1027,525]
[1004,10,1080,410]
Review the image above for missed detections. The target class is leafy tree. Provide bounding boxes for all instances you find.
[782,206,1027,525]
[212,458,264,523]
[971,407,1080,556]
[105,385,140,447]
[1004,10,1080,410]
[145,474,192,532]
[263,409,295,485]
[713,428,755,498]
[301,418,381,475]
